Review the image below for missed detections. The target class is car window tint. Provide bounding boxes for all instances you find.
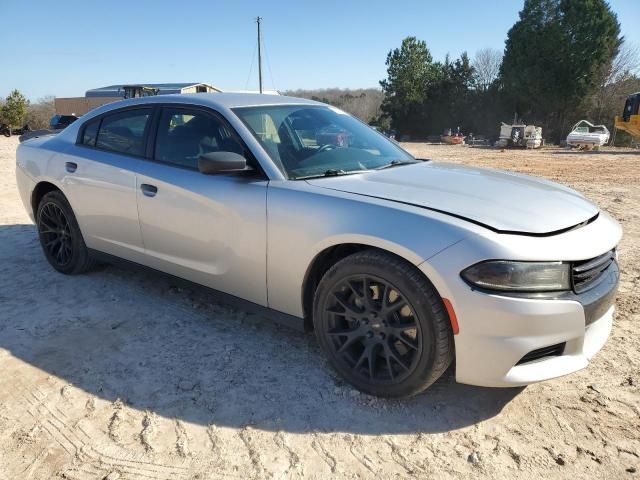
[82,120,99,146]
[95,109,152,156]
[154,107,244,169]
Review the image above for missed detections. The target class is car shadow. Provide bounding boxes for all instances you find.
[0,223,522,435]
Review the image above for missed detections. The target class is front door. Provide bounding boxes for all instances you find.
[135,106,268,306]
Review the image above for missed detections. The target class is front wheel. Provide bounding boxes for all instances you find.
[313,250,454,398]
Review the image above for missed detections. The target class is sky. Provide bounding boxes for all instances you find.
[0,0,638,100]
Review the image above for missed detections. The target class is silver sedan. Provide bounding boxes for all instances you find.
[16,93,621,397]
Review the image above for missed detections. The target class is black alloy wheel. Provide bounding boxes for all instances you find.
[314,250,454,398]
[38,202,73,267]
[324,275,422,383]
[36,190,95,274]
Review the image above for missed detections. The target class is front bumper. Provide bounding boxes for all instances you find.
[446,263,617,387]
[418,222,620,387]
[499,305,613,386]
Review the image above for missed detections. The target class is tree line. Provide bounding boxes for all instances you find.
[379,0,639,143]
[3,0,637,144]
[284,88,384,127]
[0,90,55,130]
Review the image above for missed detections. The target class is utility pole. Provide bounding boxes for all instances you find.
[256,16,263,94]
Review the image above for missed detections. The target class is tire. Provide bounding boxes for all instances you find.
[36,190,95,274]
[313,249,454,398]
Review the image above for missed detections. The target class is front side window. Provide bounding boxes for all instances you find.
[233,105,415,179]
[154,107,244,169]
[95,108,152,157]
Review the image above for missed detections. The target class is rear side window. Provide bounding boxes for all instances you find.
[81,120,99,146]
[154,107,245,169]
[95,109,152,157]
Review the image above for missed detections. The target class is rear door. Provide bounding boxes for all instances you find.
[61,107,153,262]
[135,105,269,306]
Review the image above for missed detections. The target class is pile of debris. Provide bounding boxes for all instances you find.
[495,122,543,149]
[441,127,465,145]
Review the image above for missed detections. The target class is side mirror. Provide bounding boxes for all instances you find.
[198,151,248,174]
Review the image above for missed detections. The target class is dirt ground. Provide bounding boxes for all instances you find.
[0,136,638,480]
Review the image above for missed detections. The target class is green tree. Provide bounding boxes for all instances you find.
[1,89,28,129]
[422,52,476,134]
[379,37,439,138]
[500,0,621,141]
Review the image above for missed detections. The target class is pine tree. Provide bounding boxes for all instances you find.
[1,89,28,129]
[500,0,621,140]
[379,37,439,138]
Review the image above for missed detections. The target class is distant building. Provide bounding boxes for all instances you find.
[85,82,221,98]
[55,82,222,116]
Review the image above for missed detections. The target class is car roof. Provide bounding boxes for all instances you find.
[99,93,324,111]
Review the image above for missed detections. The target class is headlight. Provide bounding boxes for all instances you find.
[461,261,571,292]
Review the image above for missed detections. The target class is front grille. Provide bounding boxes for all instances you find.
[516,342,566,365]
[572,249,616,294]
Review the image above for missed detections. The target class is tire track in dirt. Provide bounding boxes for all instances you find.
[385,438,428,477]
[14,381,193,480]
[310,433,337,474]
[140,411,157,452]
[347,434,382,476]
[174,419,190,458]
[108,399,125,443]
[21,447,49,479]
[238,425,266,479]
[84,396,96,418]
[57,459,108,480]
[273,430,303,477]
[206,424,222,463]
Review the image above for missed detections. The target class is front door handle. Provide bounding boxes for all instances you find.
[65,162,77,173]
[140,184,158,197]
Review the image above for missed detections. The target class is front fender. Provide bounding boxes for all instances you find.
[266,181,468,317]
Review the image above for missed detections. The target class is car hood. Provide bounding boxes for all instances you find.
[306,161,599,235]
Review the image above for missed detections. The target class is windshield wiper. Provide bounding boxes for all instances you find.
[323,169,347,176]
[292,168,371,180]
[375,160,420,170]
[295,169,364,180]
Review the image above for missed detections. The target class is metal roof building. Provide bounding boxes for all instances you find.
[56,82,223,115]
[85,82,221,98]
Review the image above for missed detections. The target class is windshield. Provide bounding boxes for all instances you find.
[232,105,415,179]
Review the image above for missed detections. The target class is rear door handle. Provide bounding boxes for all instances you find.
[65,162,77,173]
[140,183,158,197]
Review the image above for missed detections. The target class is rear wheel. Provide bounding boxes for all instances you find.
[313,250,454,398]
[36,190,95,274]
